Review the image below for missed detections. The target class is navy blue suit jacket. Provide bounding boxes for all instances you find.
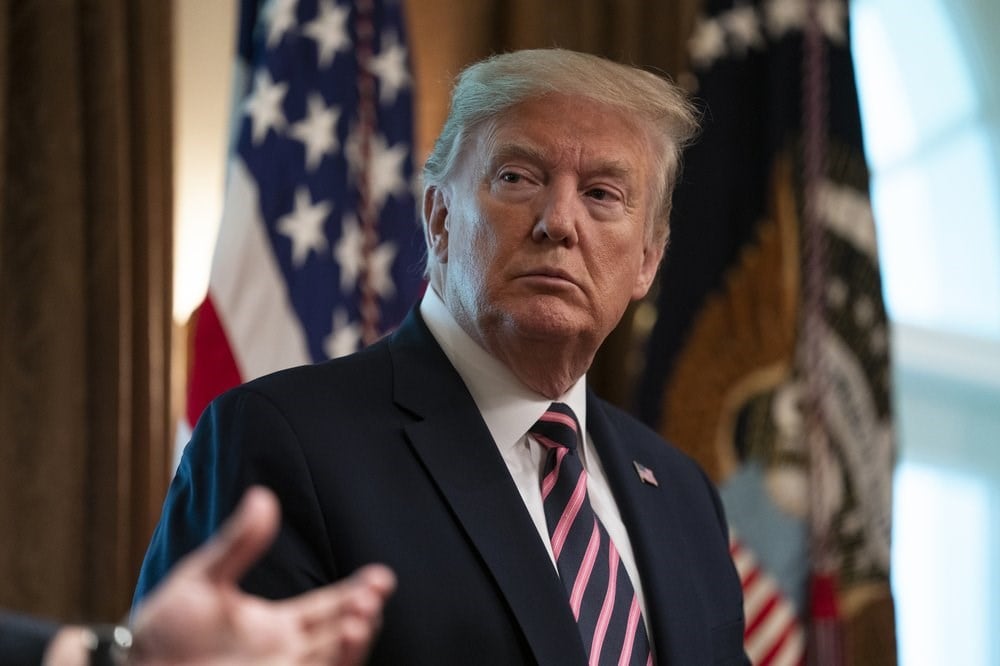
[0,612,58,665]
[135,309,747,665]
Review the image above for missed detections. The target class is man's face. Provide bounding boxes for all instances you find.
[425,94,665,358]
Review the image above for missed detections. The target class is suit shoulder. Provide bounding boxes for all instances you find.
[225,338,392,406]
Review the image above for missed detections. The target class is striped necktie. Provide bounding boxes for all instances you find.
[531,402,653,666]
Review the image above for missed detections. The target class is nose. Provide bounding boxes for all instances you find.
[532,180,579,246]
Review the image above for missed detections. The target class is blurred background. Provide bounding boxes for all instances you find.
[2,1,997,664]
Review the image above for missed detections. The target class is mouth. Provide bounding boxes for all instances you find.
[515,267,580,290]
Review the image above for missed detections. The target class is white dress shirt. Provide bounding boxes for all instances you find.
[419,288,650,624]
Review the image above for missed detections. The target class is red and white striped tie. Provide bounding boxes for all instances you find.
[532,402,653,666]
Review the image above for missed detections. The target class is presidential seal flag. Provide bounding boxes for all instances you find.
[637,0,896,663]
[184,0,424,437]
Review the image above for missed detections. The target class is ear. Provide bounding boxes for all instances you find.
[423,185,450,264]
[631,241,665,300]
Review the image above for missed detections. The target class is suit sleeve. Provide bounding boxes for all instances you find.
[0,611,59,665]
[132,387,338,608]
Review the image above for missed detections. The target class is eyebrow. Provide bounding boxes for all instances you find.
[487,143,551,170]
[487,142,635,183]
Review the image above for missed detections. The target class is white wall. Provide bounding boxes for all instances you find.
[173,0,237,323]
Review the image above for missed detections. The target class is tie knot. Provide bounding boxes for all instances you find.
[530,402,581,452]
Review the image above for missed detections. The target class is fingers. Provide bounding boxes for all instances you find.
[349,564,397,602]
[329,610,382,666]
[291,564,396,624]
[285,565,396,665]
[336,565,395,664]
[183,486,282,584]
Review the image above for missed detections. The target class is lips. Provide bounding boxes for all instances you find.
[515,267,581,291]
[524,267,574,281]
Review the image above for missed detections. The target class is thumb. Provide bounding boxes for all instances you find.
[185,485,281,585]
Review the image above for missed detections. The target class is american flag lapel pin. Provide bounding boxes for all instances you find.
[633,461,659,487]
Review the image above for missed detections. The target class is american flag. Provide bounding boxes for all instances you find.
[731,534,805,665]
[184,0,424,433]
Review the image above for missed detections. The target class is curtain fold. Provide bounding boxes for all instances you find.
[0,0,171,622]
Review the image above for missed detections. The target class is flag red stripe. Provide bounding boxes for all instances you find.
[740,563,762,589]
[186,295,243,426]
[757,613,802,666]
[745,591,780,637]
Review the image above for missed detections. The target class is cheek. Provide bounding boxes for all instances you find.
[449,215,502,295]
[464,214,505,272]
[592,231,644,285]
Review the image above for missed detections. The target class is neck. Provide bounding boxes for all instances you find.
[479,328,596,400]
[427,279,598,399]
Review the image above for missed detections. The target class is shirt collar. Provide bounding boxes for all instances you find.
[419,287,588,449]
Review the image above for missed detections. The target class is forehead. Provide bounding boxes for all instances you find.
[472,94,656,179]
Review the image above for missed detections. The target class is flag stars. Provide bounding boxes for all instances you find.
[689,5,765,69]
[817,0,848,44]
[245,70,289,145]
[722,5,765,55]
[304,0,351,68]
[290,93,341,171]
[764,0,807,38]
[334,214,364,291]
[333,214,398,297]
[369,32,411,103]
[688,16,727,69]
[266,0,299,48]
[344,126,362,177]
[368,241,398,299]
[325,308,362,359]
[368,134,409,211]
[345,128,409,212]
[764,0,847,42]
[691,0,848,70]
[277,187,330,267]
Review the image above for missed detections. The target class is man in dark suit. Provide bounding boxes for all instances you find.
[135,49,748,665]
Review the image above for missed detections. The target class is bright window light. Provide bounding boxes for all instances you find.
[892,462,990,666]
[853,0,1000,340]
[853,0,978,170]
[852,1,1000,665]
[871,128,1000,336]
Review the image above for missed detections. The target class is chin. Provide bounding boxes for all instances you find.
[501,303,588,341]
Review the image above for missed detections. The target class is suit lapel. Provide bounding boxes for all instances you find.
[388,311,586,665]
[587,393,713,664]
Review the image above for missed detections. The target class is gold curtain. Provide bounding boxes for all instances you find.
[0,0,172,623]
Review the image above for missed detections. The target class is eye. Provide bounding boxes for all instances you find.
[499,171,523,184]
[585,187,614,201]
